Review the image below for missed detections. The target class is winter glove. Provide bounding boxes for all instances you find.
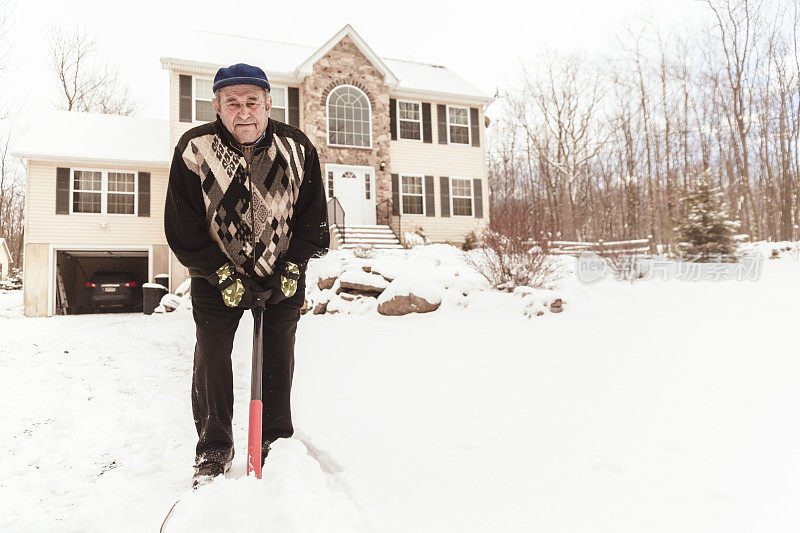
[262,261,301,305]
[207,263,265,308]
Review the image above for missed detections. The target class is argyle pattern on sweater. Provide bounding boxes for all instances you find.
[181,131,307,278]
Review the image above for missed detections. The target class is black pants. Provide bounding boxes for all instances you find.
[190,277,301,464]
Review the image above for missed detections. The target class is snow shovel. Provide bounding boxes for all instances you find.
[247,288,273,479]
[160,288,273,531]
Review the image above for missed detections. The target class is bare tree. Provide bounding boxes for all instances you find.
[486,1,800,249]
[0,126,24,266]
[508,52,608,240]
[48,25,137,116]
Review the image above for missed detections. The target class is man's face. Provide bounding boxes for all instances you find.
[212,84,272,144]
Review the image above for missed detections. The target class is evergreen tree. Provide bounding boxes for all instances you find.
[674,171,741,262]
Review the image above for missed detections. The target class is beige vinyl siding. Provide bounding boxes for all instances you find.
[169,69,302,150]
[25,160,168,246]
[0,246,10,280]
[170,69,199,151]
[389,102,489,244]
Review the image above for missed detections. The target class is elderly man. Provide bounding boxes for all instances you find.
[164,63,329,488]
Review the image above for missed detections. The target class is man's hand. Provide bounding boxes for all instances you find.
[263,262,301,305]
[208,263,266,308]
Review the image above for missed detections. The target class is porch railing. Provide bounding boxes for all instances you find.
[376,198,401,244]
[327,197,346,244]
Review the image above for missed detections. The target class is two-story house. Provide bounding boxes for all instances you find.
[14,24,492,317]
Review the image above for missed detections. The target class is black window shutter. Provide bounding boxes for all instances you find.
[422,103,432,143]
[179,75,192,123]
[439,176,450,217]
[138,172,151,217]
[288,87,300,127]
[473,178,483,218]
[470,107,480,147]
[437,104,447,144]
[389,98,397,140]
[425,175,435,217]
[56,167,70,214]
[391,174,400,215]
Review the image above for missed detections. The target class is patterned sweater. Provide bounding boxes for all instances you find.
[164,116,329,284]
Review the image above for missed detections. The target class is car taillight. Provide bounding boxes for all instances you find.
[124,282,136,287]
[86,282,96,288]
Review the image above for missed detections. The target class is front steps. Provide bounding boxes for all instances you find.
[331,224,404,250]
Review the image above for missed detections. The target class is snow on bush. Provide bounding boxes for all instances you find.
[0,267,23,291]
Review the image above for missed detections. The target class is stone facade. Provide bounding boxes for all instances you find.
[300,35,392,214]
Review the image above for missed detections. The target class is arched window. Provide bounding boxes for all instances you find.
[327,85,372,148]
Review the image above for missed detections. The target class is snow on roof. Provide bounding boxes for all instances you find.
[161,28,491,103]
[382,58,487,100]
[162,29,314,76]
[12,111,170,166]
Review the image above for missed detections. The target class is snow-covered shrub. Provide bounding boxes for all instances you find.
[403,225,429,249]
[0,267,22,290]
[597,249,650,281]
[464,200,561,290]
[350,245,375,259]
[462,230,477,251]
[403,232,426,248]
[674,170,741,262]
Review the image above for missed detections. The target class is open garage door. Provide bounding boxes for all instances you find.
[55,249,149,315]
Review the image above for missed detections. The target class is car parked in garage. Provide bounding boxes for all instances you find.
[85,270,143,312]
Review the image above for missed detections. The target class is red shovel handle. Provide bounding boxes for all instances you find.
[247,399,262,478]
[247,291,271,478]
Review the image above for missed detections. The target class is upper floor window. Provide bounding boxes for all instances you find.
[398,101,421,141]
[270,87,287,122]
[73,170,102,213]
[447,105,470,144]
[194,78,215,122]
[327,85,371,148]
[72,169,136,215]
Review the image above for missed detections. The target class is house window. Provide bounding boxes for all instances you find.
[327,171,334,198]
[398,101,421,140]
[401,175,424,215]
[365,172,371,200]
[71,169,137,216]
[72,170,102,213]
[194,78,215,122]
[107,172,136,214]
[327,85,371,148]
[448,106,470,144]
[270,86,287,122]
[451,177,473,216]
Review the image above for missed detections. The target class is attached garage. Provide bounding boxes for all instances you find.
[51,246,152,315]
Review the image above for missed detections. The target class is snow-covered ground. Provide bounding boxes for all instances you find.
[1,243,800,532]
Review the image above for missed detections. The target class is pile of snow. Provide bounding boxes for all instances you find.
[146,280,192,314]
[165,439,368,532]
[305,244,495,316]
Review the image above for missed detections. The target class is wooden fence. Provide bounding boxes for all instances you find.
[548,235,656,257]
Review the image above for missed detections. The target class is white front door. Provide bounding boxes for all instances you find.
[326,164,375,225]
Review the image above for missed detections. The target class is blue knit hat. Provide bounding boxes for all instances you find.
[213,63,271,93]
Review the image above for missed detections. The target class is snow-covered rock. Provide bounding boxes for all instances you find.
[377,278,442,316]
[338,270,390,295]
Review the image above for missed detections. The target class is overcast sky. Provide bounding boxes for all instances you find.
[1,0,709,135]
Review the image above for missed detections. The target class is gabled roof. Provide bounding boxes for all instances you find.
[296,25,398,86]
[160,26,491,104]
[12,111,170,167]
[0,238,12,264]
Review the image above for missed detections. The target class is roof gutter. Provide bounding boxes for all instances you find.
[12,153,170,169]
